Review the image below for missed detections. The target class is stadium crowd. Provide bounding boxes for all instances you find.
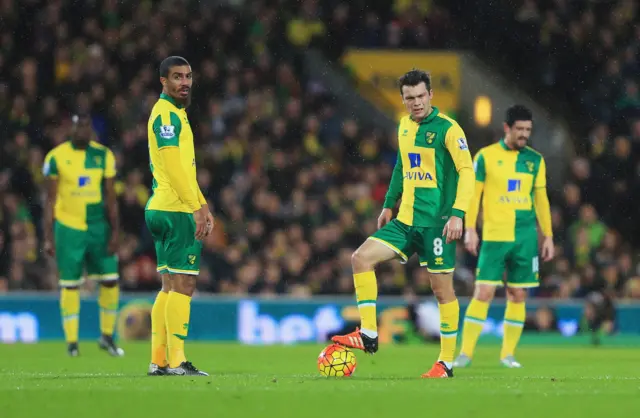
[0,0,639,313]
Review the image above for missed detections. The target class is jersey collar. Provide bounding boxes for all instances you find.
[160,93,184,109]
[411,106,439,124]
[499,138,516,151]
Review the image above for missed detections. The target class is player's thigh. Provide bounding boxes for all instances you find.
[54,221,88,288]
[475,241,511,287]
[85,221,119,282]
[367,219,415,264]
[415,227,456,274]
[145,210,170,275]
[506,229,539,289]
[162,212,202,276]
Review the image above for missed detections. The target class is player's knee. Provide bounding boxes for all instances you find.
[473,285,495,302]
[506,287,526,303]
[171,274,197,296]
[430,275,456,303]
[351,248,373,272]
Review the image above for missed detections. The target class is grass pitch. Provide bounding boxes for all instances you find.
[1,342,638,418]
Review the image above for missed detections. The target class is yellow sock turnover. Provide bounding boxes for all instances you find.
[165,291,191,368]
[460,298,490,358]
[438,299,459,364]
[151,291,169,366]
[501,301,526,359]
[60,288,80,343]
[98,285,119,336]
[354,271,377,337]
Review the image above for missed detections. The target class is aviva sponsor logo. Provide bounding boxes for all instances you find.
[498,195,531,204]
[405,171,433,181]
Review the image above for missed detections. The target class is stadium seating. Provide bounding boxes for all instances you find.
[0,0,638,307]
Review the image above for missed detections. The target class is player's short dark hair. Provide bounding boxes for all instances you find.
[159,56,190,78]
[398,69,431,95]
[505,105,533,127]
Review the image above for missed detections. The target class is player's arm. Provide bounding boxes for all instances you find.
[42,154,58,256]
[383,151,404,210]
[152,112,201,212]
[533,157,554,261]
[197,186,215,235]
[534,157,553,237]
[465,151,486,230]
[444,124,475,217]
[104,149,119,253]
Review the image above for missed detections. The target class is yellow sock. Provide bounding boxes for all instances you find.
[460,298,490,358]
[501,301,526,359]
[165,291,191,368]
[60,288,80,343]
[151,291,169,366]
[98,285,119,336]
[438,299,459,364]
[354,271,377,336]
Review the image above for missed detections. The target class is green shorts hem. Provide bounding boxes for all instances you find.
[475,279,539,288]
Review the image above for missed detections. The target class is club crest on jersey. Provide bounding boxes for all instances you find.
[159,125,176,139]
[425,132,436,144]
[526,161,535,172]
[457,138,468,150]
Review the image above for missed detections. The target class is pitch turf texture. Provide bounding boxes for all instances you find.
[1,341,639,418]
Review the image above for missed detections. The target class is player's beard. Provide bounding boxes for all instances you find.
[174,89,191,108]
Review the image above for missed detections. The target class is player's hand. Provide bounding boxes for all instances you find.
[541,236,555,262]
[464,228,479,256]
[377,208,393,229]
[205,211,215,236]
[44,238,55,257]
[193,206,208,240]
[442,216,463,244]
[107,232,118,255]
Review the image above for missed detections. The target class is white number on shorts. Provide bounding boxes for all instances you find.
[532,256,539,273]
[433,238,443,256]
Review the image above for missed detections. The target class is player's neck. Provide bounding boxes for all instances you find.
[71,141,88,150]
[161,91,186,108]
[503,138,517,151]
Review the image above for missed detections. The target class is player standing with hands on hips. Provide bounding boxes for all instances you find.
[455,105,555,369]
[145,56,214,376]
[332,69,475,378]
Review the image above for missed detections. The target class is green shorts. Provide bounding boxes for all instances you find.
[370,219,455,273]
[55,220,119,288]
[145,210,202,276]
[476,228,539,288]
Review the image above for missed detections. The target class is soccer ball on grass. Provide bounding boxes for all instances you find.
[317,344,357,377]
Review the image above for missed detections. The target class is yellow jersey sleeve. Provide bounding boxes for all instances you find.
[465,151,485,228]
[105,148,116,179]
[444,123,475,216]
[534,157,553,237]
[535,156,547,189]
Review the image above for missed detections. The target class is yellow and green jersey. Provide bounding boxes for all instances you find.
[43,141,116,230]
[383,107,475,227]
[146,93,200,213]
[466,139,553,242]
